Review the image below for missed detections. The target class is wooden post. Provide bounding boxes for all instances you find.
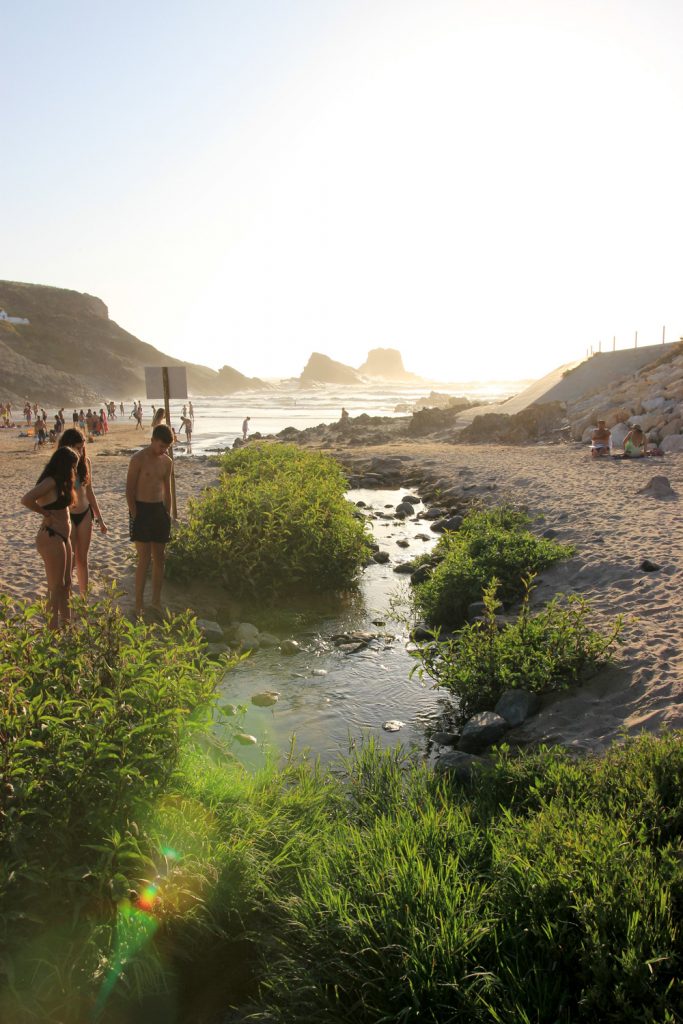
[635,331,638,348]
[612,336,615,351]
[662,325,666,345]
[162,367,178,520]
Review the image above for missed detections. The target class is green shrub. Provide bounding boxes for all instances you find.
[414,579,624,722]
[166,444,371,599]
[0,594,235,1023]
[413,505,572,628]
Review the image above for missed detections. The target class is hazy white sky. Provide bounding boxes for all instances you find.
[3,0,683,382]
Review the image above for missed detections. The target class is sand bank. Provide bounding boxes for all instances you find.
[1,424,682,755]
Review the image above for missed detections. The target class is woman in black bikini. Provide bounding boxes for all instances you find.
[58,428,108,596]
[21,446,79,629]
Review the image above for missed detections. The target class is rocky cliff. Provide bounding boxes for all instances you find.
[563,342,683,452]
[0,280,266,405]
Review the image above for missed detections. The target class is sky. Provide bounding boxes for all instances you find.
[3,0,683,383]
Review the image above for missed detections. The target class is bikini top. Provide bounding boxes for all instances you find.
[43,494,71,510]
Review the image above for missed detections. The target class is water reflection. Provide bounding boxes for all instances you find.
[217,489,454,766]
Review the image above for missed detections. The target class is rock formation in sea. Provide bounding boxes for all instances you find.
[358,347,422,382]
[300,352,362,385]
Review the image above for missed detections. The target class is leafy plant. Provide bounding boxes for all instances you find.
[166,444,372,599]
[414,578,624,722]
[413,505,573,628]
[0,594,237,1022]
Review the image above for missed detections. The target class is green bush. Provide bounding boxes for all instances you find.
[166,444,371,599]
[414,579,624,722]
[413,506,572,628]
[0,594,235,1023]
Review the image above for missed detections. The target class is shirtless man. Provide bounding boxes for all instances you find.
[126,424,174,616]
[590,419,612,458]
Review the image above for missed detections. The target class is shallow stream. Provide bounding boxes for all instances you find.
[217,488,455,767]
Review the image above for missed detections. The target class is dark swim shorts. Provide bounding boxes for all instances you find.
[129,501,171,544]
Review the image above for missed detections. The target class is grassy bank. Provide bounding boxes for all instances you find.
[2,595,681,1022]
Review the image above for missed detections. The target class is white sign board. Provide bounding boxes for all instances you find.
[144,365,188,400]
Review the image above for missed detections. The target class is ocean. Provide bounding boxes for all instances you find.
[141,378,527,455]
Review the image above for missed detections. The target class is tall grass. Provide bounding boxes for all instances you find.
[2,597,680,1023]
[166,444,372,598]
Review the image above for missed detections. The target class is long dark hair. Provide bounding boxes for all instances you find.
[37,446,78,507]
[58,428,90,485]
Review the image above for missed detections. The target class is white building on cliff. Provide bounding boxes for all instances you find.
[0,309,30,325]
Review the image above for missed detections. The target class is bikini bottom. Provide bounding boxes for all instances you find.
[71,506,93,528]
[41,525,70,544]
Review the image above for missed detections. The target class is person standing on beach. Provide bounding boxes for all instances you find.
[242,416,250,442]
[188,400,194,422]
[180,415,192,447]
[126,424,173,617]
[21,445,79,629]
[58,428,108,596]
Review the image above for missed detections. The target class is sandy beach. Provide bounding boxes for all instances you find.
[0,421,221,612]
[2,422,682,755]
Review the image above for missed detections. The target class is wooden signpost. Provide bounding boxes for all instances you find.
[144,365,188,520]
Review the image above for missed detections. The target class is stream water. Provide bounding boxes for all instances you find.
[216,488,455,767]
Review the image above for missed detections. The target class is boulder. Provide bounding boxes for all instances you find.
[637,476,676,498]
[235,622,260,647]
[441,515,464,532]
[395,502,415,516]
[410,564,432,586]
[660,417,681,439]
[467,601,486,621]
[609,422,630,449]
[206,642,231,660]
[372,550,390,564]
[196,619,224,644]
[494,689,541,726]
[604,406,631,427]
[251,691,280,707]
[258,632,280,647]
[431,730,460,747]
[458,711,509,753]
[280,639,301,655]
[393,561,415,574]
[435,750,486,780]
[661,434,683,453]
[642,396,667,412]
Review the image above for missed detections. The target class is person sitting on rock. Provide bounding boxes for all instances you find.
[623,424,648,458]
[590,419,612,457]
